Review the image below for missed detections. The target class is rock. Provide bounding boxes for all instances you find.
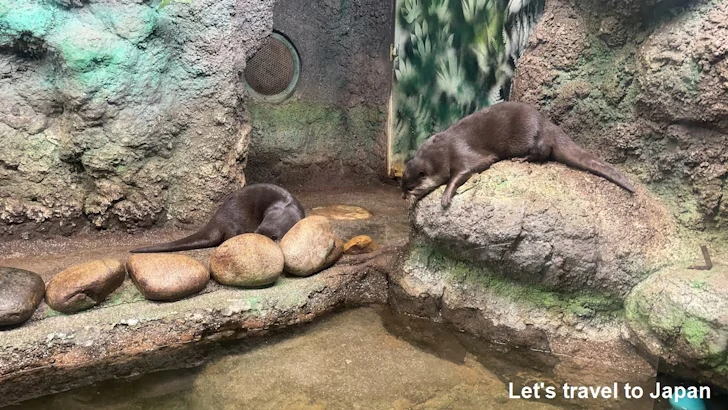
[624,264,728,388]
[387,241,654,396]
[0,267,45,326]
[45,259,126,313]
[410,162,682,297]
[280,216,344,277]
[210,234,283,287]
[0,0,275,236]
[511,0,728,232]
[598,16,627,47]
[343,235,379,255]
[127,254,209,301]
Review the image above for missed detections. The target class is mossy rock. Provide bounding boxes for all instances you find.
[625,264,728,388]
[411,161,685,298]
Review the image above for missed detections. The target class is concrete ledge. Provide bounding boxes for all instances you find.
[0,247,398,407]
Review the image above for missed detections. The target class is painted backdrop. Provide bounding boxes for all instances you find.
[389,0,544,175]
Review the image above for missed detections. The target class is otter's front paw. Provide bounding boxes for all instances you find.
[441,195,451,208]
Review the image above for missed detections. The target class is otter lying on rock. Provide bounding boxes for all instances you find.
[400,101,635,207]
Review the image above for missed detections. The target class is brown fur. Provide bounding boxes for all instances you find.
[401,102,635,207]
[130,184,305,253]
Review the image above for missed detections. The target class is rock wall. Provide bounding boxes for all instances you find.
[399,163,728,388]
[243,0,393,186]
[512,0,728,234]
[0,0,274,237]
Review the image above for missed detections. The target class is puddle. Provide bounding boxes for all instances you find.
[11,307,700,409]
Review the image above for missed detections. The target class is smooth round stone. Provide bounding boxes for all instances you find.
[46,259,126,313]
[343,235,379,255]
[0,267,45,326]
[127,254,209,301]
[280,216,344,277]
[210,233,283,287]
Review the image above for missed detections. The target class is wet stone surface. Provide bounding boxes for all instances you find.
[0,267,45,326]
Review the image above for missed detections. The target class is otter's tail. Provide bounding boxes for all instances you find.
[548,125,635,194]
[130,225,225,253]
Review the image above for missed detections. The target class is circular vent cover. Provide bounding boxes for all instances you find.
[243,32,300,103]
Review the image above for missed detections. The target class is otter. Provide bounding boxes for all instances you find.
[130,183,305,253]
[400,102,635,207]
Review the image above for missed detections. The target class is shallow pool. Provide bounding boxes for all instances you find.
[9,307,702,410]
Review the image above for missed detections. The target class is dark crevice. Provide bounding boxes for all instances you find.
[0,32,48,60]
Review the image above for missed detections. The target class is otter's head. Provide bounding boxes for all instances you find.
[400,155,446,201]
[255,206,303,242]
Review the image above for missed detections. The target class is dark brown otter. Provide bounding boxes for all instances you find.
[400,102,635,207]
[130,183,305,253]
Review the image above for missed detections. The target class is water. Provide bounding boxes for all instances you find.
[9,307,718,410]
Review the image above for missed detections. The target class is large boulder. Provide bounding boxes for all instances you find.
[45,259,126,313]
[0,0,274,237]
[624,264,728,388]
[511,0,728,232]
[411,162,683,297]
[210,233,284,287]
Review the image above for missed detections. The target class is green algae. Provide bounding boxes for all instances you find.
[682,318,710,348]
[625,265,728,374]
[690,279,707,289]
[408,242,624,321]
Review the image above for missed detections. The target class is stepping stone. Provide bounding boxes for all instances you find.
[210,233,283,287]
[127,254,209,301]
[0,267,45,326]
[45,259,126,313]
[280,216,343,277]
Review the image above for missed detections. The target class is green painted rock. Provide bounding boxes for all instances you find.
[45,259,126,313]
[127,254,209,301]
[210,233,283,287]
[280,216,343,277]
[625,264,728,387]
[0,267,45,326]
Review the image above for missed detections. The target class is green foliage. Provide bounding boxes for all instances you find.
[392,0,544,160]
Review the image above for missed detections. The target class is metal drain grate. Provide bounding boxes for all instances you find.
[244,33,299,100]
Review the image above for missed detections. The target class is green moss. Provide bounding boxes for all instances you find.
[682,317,710,348]
[690,279,707,289]
[409,243,624,321]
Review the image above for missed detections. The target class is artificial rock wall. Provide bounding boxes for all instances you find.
[512,0,728,235]
[243,0,393,186]
[0,0,274,236]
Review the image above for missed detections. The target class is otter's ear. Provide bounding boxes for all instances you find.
[419,171,425,178]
